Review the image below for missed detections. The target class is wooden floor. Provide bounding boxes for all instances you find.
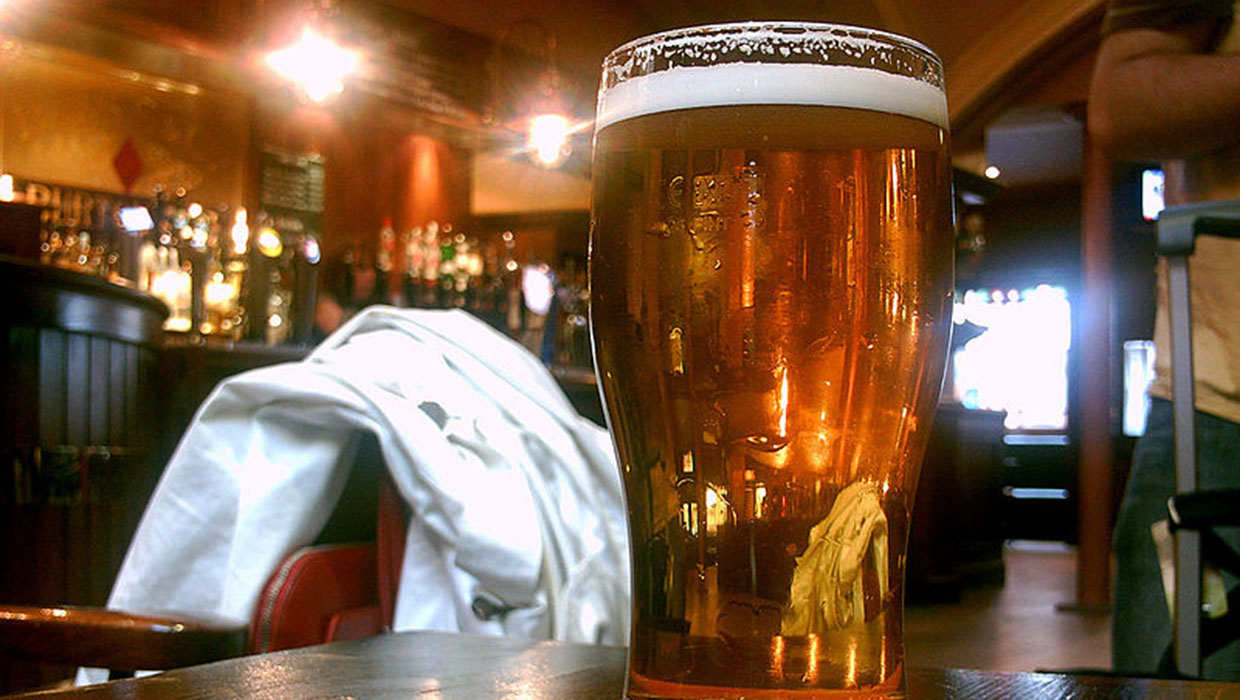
[904,540,1112,673]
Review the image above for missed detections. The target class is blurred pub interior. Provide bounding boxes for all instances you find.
[0,0,1155,689]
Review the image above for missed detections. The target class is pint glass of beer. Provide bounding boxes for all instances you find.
[589,23,954,699]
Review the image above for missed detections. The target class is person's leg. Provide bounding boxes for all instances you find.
[1195,407,1240,680]
[1113,397,1240,680]
[1112,398,1176,675]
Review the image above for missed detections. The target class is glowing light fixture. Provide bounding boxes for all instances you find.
[523,113,592,168]
[257,227,284,258]
[527,113,571,167]
[521,263,555,315]
[205,275,239,307]
[984,165,1001,180]
[266,26,359,104]
[231,207,250,256]
[302,235,322,264]
[0,174,13,202]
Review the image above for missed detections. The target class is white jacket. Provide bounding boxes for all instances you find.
[80,307,629,684]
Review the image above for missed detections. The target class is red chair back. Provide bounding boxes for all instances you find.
[247,464,409,653]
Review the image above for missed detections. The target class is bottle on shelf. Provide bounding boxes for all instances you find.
[421,222,442,308]
[402,225,425,307]
[377,216,399,305]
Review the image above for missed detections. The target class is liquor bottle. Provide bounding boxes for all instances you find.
[422,222,442,308]
[377,216,399,305]
[436,223,457,307]
[138,235,192,332]
[199,206,247,340]
[244,211,288,343]
[403,225,424,307]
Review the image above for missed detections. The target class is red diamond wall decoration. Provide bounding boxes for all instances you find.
[112,138,144,194]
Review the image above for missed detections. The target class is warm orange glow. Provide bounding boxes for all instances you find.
[805,633,820,684]
[740,221,755,309]
[409,135,444,224]
[777,364,789,437]
[880,629,888,682]
[770,635,785,680]
[845,636,859,688]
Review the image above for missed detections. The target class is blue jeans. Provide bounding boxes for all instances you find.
[1112,397,1240,679]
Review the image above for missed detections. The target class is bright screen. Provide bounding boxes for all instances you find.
[118,206,155,232]
[952,284,1071,431]
[1143,168,1165,221]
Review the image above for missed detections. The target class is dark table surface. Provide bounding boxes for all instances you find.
[8,630,1240,700]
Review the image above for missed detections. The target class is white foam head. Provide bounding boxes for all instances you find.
[595,24,948,132]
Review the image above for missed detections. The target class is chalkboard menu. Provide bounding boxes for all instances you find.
[259,149,324,234]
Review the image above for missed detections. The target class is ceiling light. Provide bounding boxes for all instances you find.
[267,26,359,104]
[527,114,571,167]
[984,165,1001,180]
[524,113,593,168]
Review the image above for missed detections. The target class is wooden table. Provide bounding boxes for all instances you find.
[7,631,1239,700]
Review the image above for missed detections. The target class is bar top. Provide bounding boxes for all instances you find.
[7,630,1239,700]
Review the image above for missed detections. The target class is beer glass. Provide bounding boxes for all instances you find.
[589,22,954,699]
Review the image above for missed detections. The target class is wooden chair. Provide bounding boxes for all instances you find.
[0,434,407,690]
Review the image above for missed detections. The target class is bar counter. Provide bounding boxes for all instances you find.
[7,631,1237,700]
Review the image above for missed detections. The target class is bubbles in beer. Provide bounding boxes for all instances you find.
[591,102,953,697]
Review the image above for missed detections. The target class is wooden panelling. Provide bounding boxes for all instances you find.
[2,328,39,447]
[37,330,67,449]
[89,337,111,445]
[108,344,127,446]
[65,333,90,447]
[0,257,167,692]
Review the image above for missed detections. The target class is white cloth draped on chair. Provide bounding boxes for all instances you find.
[80,306,629,685]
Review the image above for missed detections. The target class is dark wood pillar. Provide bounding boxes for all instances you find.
[1076,134,1114,607]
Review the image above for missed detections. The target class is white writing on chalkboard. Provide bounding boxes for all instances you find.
[260,151,325,215]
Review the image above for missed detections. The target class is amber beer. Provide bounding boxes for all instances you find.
[589,23,954,699]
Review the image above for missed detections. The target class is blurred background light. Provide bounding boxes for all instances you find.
[266,26,359,104]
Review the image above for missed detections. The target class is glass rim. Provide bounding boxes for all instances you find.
[601,20,944,83]
[595,20,948,132]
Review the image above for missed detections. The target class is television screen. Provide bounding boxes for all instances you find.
[118,206,154,232]
[951,284,1071,431]
[1142,168,1165,221]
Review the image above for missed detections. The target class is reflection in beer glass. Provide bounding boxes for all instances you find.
[590,23,954,699]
